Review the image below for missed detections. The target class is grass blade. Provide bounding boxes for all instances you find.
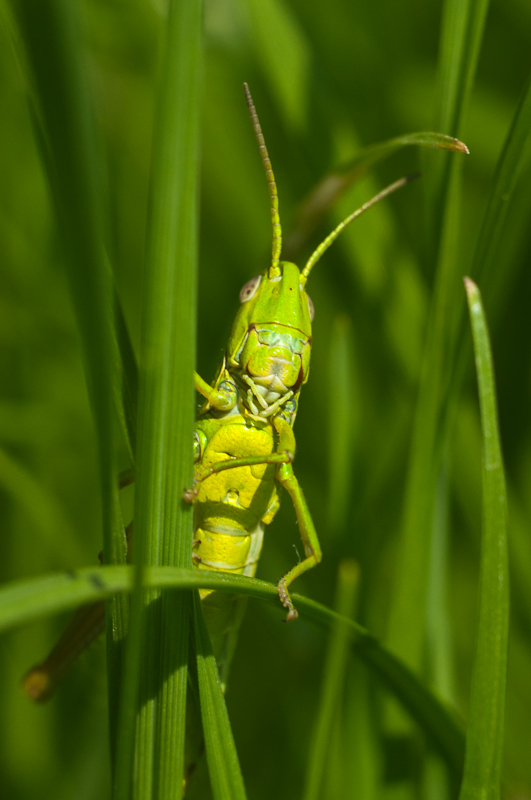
[117,0,203,796]
[0,565,465,776]
[446,71,531,408]
[303,560,359,800]
[460,279,509,800]
[471,71,531,290]
[386,0,488,679]
[284,131,468,259]
[193,594,248,800]
[11,0,127,743]
[113,287,139,462]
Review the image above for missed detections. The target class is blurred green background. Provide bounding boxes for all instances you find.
[1,0,531,798]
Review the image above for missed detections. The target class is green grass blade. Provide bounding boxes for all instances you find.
[118,0,202,796]
[437,0,490,136]
[303,560,359,800]
[113,285,138,462]
[471,71,531,289]
[0,565,465,775]
[386,0,489,679]
[284,131,468,259]
[193,594,248,800]
[445,71,531,414]
[11,0,127,742]
[460,279,509,800]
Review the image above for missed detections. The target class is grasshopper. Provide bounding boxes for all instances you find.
[23,83,413,700]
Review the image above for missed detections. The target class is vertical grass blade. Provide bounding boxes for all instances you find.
[121,0,203,796]
[444,71,531,421]
[460,279,509,800]
[193,594,248,800]
[113,288,139,462]
[470,71,531,290]
[387,0,488,677]
[303,560,359,800]
[11,0,127,742]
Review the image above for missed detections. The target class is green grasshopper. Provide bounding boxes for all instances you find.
[23,83,413,700]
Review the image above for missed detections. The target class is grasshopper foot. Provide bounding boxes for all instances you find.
[277,578,299,622]
[183,487,197,504]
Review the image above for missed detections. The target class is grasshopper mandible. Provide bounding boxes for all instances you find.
[23,83,413,699]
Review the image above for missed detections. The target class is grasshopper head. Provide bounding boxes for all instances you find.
[234,83,415,418]
[226,262,314,410]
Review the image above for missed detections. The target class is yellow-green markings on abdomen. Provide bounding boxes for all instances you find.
[193,415,278,598]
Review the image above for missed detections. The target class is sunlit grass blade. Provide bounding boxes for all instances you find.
[113,0,203,796]
[0,565,465,775]
[459,279,509,800]
[11,0,127,741]
[303,560,359,800]
[284,131,468,259]
[193,594,247,800]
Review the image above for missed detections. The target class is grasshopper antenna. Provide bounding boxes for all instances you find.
[300,172,420,285]
[244,82,282,278]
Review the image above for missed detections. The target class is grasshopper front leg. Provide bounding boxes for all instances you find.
[194,372,237,412]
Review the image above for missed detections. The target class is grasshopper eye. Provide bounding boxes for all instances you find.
[306,292,315,322]
[239,275,261,303]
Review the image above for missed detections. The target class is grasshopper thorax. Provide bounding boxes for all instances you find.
[226,261,313,418]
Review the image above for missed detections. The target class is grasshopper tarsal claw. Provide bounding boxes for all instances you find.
[277,578,299,622]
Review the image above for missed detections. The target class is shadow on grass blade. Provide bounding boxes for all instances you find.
[193,593,247,800]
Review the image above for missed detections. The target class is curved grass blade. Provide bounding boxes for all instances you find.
[0,564,464,776]
[460,279,508,800]
[193,594,247,800]
[284,131,468,259]
[303,560,359,800]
